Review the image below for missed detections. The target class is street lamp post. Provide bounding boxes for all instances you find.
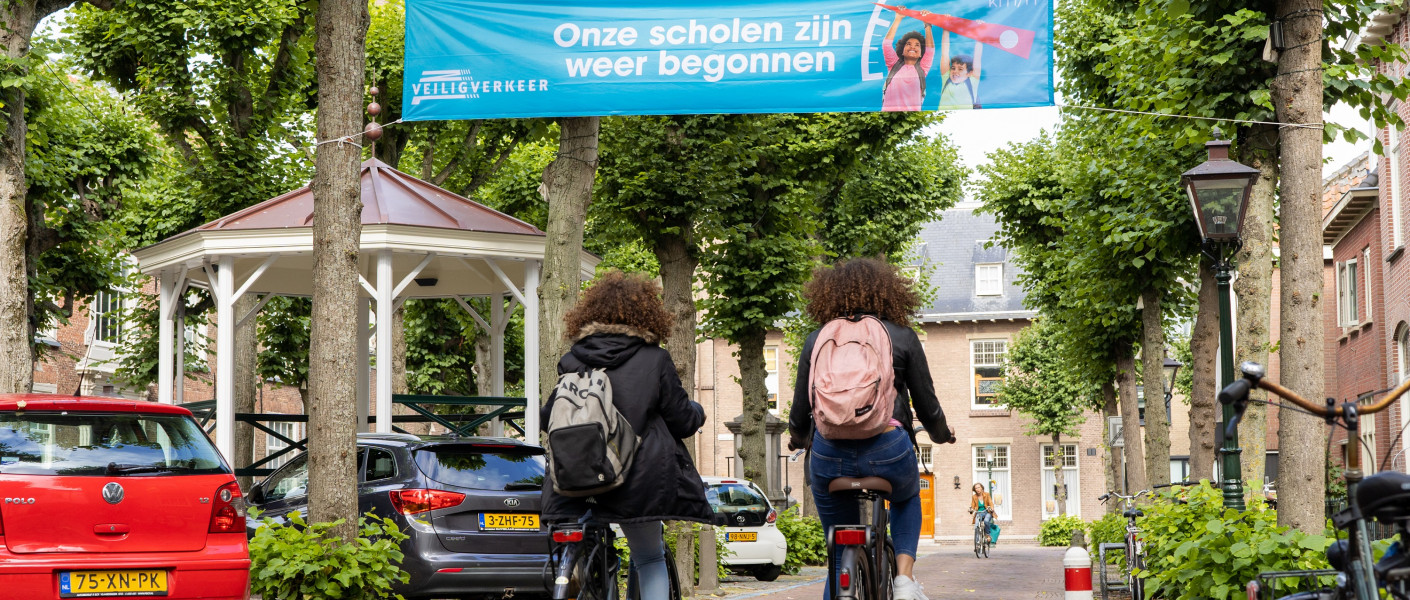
[1162,357,1183,421]
[1182,128,1258,511]
[983,444,996,498]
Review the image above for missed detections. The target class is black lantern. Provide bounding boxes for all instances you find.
[1182,129,1259,242]
[1162,357,1183,397]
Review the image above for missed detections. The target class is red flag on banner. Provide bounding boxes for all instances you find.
[876,4,1036,60]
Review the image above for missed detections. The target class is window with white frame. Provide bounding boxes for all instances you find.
[265,421,305,471]
[972,445,1012,520]
[975,263,1003,296]
[1393,122,1406,249]
[918,444,932,468]
[1362,247,1373,322]
[90,290,124,344]
[972,340,1007,406]
[1336,259,1360,327]
[764,346,779,413]
[1041,444,1079,519]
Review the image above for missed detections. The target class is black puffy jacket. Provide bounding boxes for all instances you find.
[788,318,953,448]
[539,324,714,525]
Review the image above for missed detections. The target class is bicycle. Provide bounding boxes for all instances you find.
[824,475,898,600]
[1220,361,1410,600]
[970,506,993,559]
[1097,489,1151,600]
[547,510,682,600]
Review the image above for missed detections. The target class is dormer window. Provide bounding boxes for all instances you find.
[975,263,1003,296]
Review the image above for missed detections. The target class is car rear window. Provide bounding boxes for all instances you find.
[0,411,227,476]
[706,482,770,512]
[413,445,544,491]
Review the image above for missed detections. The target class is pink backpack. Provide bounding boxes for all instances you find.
[809,315,897,440]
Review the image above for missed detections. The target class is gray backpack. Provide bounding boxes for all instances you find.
[545,368,640,497]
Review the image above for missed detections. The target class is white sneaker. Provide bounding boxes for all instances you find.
[893,574,931,600]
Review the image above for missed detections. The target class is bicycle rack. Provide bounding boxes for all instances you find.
[1097,543,1129,600]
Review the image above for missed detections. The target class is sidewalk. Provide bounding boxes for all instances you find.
[710,543,1068,599]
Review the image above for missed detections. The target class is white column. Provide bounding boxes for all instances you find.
[357,297,371,432]
[215,255,235,461]
[157,270,175,404]
[376,250,394,433]
[523,261,540,444]
[491,292,505,437]
[175,302,185,405]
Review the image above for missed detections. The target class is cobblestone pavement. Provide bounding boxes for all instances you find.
[699,542,1070,600]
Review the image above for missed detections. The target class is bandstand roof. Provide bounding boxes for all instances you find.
[133,158,597,299]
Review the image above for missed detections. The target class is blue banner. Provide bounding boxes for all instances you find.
[403,0,1053,120]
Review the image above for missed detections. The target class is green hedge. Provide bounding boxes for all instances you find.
[1039,514,1086,546]
[248,510,410,600]
[775,505,826,574]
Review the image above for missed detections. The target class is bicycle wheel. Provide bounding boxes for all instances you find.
[577,543,618,600]
[982,531,989,559]
[974,524,983,558]
[880,538,897,600]
[625,545,681,600]
[1127,545,1142,600]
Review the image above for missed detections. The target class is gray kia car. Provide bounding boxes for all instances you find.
[246,433,549,599]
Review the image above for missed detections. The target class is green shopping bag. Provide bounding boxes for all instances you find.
[988,521,1000,545]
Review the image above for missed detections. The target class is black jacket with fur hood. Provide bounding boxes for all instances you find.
[539,323,715,525]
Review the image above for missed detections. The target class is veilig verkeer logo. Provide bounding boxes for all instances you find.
[410,70,550,106]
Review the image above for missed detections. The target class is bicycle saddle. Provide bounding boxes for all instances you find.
[827,476,892,494]
[1356,471,1410,522]
[1123,508,1144,519]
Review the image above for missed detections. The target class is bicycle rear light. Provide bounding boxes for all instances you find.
[553,530,585,543]
[838,568,851,589]
[834,529,866,545]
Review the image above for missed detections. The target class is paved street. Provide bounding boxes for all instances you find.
[710,543,1069,600]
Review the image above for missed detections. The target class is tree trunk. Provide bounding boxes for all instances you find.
[392,305,407,396]
[0,2,40,395]
[1053,432,1067,517]
[307,0,368,543]
[655,230,708,595]
[1141,289,1170,487]
[1272,0,1326,533]
[736,329,770,484]
[1117,350,1148,494]
[536,117,600,441]
[1188,259,1219,482]
[1235,149,1276,496]
[234,294,258,492]
[1102,382,1120,513]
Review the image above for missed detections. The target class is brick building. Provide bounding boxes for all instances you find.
[693,207,1194,542]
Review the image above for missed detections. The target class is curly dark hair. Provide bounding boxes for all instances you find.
[564,270,674,342]
[802,257,920,326]
[895,31,927,59]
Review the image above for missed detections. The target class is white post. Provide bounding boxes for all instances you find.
[523,261,540,444]
[491,292,505,437]
[215,255,235,461]
[157,270,175,404]
[376,250,394,434]
[175,302,185,405]
[357,297,371,432]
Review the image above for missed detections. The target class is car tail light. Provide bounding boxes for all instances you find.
[553,530,585,543]
[208,482,245,533]
[833,529,865,545]
[766,509,777,524]
[389,489,466,515]
[839,568,851,589]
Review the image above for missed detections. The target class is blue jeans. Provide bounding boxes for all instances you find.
[620,521,667,599]
[810,428,921,598]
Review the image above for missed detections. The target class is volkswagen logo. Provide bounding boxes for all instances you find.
[102,482,124,505]
[504,498,520,508]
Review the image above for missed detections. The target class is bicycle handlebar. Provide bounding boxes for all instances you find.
[1220,361,1409,417]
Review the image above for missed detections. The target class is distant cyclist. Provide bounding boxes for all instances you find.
[539,271,713,599]
[969,483,995,533]
[788,257,954,600]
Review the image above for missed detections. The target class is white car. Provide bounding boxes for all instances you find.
[703,476,788,581]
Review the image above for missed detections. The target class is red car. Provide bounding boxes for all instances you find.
[0,396,250,599]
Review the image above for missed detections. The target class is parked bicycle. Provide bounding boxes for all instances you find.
[1097,489,1150,600]
[547,510,682,600]
[1221,361,1409,600]
[824,475,897,600]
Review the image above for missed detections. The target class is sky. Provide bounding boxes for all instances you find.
[932,102,1374,197]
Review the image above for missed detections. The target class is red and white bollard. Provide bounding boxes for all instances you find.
[1064,546,1094,600]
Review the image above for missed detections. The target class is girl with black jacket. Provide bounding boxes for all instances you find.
[788,258,954,600]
